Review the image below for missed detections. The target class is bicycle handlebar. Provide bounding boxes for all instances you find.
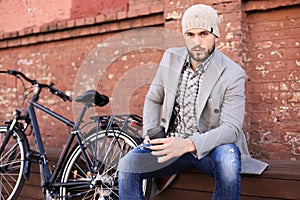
[0,69,72,102]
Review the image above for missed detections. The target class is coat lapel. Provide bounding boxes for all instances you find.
[164,48,187,125]
[168,48,186,92]
[196,49,225,119]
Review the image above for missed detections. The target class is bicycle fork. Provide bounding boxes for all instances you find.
[0,109,31,180]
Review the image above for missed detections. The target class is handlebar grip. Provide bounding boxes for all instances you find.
[7,70,18,75]
[49,84,72,102]
[5,69,35,84]
[0,70,18,75]
[58,91,72,102]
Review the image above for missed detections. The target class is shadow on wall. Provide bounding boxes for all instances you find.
[70,0,128,19]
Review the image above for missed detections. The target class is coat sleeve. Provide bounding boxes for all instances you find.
[142,52,167,135]
[143,47,186,136]
[190,67,246,159]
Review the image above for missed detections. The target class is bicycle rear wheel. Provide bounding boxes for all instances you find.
[60,129,151,200]
[0,126,26,200]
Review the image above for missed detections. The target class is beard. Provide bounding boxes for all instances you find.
[187,43,215,64]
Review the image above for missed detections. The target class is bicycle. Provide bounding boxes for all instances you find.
[0,69,151,199]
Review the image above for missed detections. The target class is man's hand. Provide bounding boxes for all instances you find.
[150,137,196,163]
[143,135,151,144]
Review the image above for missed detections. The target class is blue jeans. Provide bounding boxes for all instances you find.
[118,143,241,200]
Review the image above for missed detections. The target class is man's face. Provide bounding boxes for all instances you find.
[184,28,217,65]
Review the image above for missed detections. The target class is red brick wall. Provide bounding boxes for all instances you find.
[0,0,299,160]
[0,0,129,33]
[244,3,300,160]
[0,0,165,149]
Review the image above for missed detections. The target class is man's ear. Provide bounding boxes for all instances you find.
[214,36,218,43]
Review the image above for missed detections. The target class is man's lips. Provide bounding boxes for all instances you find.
[192,46,205,52]
[193,49,204,54]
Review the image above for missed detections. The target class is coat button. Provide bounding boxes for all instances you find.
[214,108,220,113]
[161,118,166,123]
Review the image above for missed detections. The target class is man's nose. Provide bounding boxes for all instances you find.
[193,35,203,45]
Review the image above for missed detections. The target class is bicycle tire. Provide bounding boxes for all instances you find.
[60,129,151,200]
[0,126,26,200]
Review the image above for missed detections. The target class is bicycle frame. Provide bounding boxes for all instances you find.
[0,70,145,199]
[2,99,95,191]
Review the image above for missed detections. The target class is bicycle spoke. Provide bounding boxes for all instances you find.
[73,162,89,179]
[1,142,19,161]
[0,127,25,200]
[1,173,15,191]
[60,130,139,199]
[1,159,22,169]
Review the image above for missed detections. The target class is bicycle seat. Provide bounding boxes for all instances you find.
[75,90,109,107]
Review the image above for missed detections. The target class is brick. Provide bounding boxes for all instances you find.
[48,23,57,31]
[127,9,139,18]
[85,26,99,35]
[3,32,11,39]
[153,13,164,25]
[98,24,109,33]
[67,19,75,28]
[24,26,33,35]
[32,26,40,34]
[40,24,49,32]
[150,4,164,13]
[119,19,133,30]
[142,15,158,26]
[107,22,120,32]
[95,14,106,23]
[52,32,62,41]
[27,35,37,44]
[43,33,54,42]
[20,37,29,45]
[57,21,68,30]
[10,31,18,38]
[0,41,7,48]
[164,20,178,30]
[4,40,12,47]
[85,16,95,25]
[76,27,93,36]
[36,34,44,43]
[137,7,151,16]
[75,18,85,26]
[17,29,25,37]
[69,28,81,38]
[117,11,127,20]
[104,12,117,21]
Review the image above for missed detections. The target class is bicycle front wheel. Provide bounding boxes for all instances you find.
[60,129,150,200]
[0,126,26,200]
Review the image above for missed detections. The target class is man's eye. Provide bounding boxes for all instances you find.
[200,31,210,37]
[186,33,194,37]
[201,32,209,36]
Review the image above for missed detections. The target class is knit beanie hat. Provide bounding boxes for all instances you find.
[182,4,220,38]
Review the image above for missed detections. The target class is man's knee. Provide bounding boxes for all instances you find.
[118,147,160,173]
[212,144,241,179]
[118,150,139,172]
[213,144,241,162]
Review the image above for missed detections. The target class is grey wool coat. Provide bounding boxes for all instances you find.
[143,47,268,175]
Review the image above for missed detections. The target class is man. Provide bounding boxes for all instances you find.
[118,4,268,200]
